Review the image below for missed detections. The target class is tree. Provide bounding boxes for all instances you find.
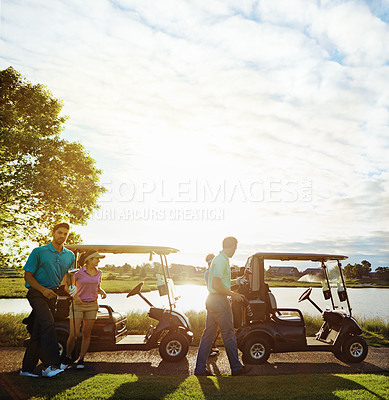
[0,67,106,267]
[343,263,354,279]
[361,260,372,277]
[122,263,132,273]
[343,261,372,280]
[375,267,389,281]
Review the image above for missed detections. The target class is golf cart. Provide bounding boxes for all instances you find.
[233,253,368,364]
[41,245,192,362]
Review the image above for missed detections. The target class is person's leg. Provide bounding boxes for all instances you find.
[22,289,59,371]
[212,296,243,374]
[21,299,41,373]
[194,296,219,375]
[78,319,95,360]
[209,329,220,357]
[212,328,220,350]
[38,296,60,368]
[66,318,82,358]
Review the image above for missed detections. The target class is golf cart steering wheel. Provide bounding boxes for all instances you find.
[298,287,312,303]
[127,282,144,298]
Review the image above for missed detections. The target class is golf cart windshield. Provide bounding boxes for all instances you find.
[320,260,351,315]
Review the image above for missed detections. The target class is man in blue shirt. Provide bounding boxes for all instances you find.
[195,237,252,376]
[20,223,75,378]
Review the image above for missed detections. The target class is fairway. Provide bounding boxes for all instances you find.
[0,372,388,400]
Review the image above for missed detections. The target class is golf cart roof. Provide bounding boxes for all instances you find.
[65,244,179,255]
[252,252,348,262]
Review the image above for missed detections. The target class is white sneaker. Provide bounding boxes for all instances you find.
[19,371,39,378]
[60,356,73,370]
[42,366,64,378]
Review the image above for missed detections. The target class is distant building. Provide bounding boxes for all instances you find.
[302,268,323,276]
[268,266,300,277]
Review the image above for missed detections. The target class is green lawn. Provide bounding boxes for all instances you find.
[0,373,387,399]
[0,268,28,298]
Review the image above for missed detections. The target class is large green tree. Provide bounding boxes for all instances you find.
[343,260,372,279]
[0,67,106,267]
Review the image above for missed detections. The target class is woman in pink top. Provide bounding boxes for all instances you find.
[61,249,106,370]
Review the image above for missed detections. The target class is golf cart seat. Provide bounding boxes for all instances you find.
[267,291,304,325]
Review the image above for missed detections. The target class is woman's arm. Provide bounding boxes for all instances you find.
[98,284,107,299]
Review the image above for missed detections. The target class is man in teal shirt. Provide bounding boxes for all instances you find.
[20,223,75,378]
[195,237,252,376]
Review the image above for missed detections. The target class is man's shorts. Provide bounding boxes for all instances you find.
[69,300,98,320]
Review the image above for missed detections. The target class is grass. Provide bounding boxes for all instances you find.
[126,311,155,335]
[0,268,28,298]
[0,372,387,399]
[0,312,29,346]
[1,311,388,348]
[266,276,319,287]
[0,309,388,399]
[358,316,389,348]
[100,276,155,293]
[346,278,389,288]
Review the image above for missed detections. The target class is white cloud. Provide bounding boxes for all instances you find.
[1,0,388,267]
[310,1,389,66]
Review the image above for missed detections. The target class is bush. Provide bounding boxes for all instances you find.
[186,310,207,346]
[303,314,322,336]
[126,311,154,334]
[360,317,389,336]
[0,312,29,346]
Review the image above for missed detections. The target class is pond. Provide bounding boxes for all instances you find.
[1,285,388,320]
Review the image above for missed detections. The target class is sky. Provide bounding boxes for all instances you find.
[1,0,388,269]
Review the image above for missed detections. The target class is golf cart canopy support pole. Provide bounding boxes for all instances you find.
[322,261,335,310]
[160,254,173,310]
[164,255,171,279]
[338,260,352,316]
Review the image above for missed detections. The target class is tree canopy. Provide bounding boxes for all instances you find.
[343,260,372,279]
[0,67,106,267]
[375,267,389,281]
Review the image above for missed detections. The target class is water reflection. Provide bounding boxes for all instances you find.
[1,285,388,319]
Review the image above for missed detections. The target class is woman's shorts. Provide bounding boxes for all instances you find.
[69,300,98,320]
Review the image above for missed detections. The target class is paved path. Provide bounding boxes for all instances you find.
[0,346,388,376]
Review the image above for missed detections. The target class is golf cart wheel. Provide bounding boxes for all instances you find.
[159,332,189,362]
[242,336,271,364]
[341,336,368,363]
[57,332,79,363]
[333,351,345,362]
